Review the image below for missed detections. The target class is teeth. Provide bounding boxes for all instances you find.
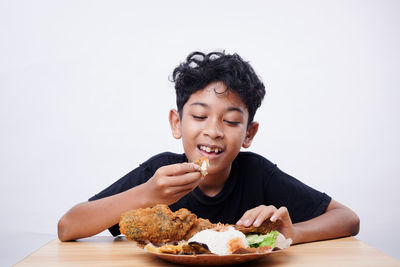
[200,145,221,154]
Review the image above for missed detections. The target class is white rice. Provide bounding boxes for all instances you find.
[188,226,249,255]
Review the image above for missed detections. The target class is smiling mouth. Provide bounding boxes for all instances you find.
[198,145,224,155]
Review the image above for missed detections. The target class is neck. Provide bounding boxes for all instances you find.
[198,164,231,197]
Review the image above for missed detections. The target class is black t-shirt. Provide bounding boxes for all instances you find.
[89,151,331,236]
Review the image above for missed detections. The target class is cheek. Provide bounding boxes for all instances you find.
[226,129,247,149]
[181,122,200,137]
[180,122,201,148]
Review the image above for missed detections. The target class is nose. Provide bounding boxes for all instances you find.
[203,117,224,139]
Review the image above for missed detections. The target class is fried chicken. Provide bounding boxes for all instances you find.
[234,220,281,235]
[119,204,214,245]
[194,156,210,177]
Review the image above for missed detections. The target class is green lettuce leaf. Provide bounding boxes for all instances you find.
[246,230,279,248]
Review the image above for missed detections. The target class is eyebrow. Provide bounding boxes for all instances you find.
[227,106,244,114]
[189,102,244,114]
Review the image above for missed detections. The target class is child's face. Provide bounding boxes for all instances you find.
[169,81,258,177]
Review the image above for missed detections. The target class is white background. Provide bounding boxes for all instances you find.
[1,0,399,265]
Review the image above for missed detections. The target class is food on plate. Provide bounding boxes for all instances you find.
[120,204,292,255]
[119,204,214,245]
[144,226,248,256]
[188,225,248,255]
[195,156,210,177]
[145,241,186,254]
[246,230,292,250]
[145,240,212,255]
[234,220,280,235]
[143,225,292,256]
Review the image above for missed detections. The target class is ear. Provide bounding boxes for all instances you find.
[242,122,259,148]
[169,109,182,139]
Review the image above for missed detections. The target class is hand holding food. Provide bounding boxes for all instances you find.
[236,204,295,243]
[143,163,202,205]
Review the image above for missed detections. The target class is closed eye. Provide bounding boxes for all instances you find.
[224,120,240,126]
[192,115,207,120]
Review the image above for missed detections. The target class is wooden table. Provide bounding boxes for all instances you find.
[15,236,400,266]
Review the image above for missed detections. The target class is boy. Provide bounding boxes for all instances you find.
[58,51,359,243]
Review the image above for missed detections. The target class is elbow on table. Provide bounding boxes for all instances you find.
[57,216,75,242]
[348,210,360,236]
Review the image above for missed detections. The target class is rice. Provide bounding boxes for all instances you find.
[188,226,249,255]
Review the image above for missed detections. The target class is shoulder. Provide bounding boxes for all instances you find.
[141,152,187,169]
[235,151,276,172]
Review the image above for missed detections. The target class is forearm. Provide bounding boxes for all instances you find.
[292,200,360,244]
[58,183,151,241]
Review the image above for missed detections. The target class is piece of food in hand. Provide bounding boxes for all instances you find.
[234,220,281,235]
[195,156,210,177]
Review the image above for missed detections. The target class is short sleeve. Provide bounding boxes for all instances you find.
[264,165,331,223]
[88,165,152,202]
[88,165,154,236]
[87,152,186,236]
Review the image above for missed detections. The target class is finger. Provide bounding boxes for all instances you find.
[170,175,203,193]
[160,163,200,176]
[270,207,290,223]
[167,172,202,187]
[173,183,200,198]
[253,207,276,227]
[236,206,264,227]
[236,210,255,226]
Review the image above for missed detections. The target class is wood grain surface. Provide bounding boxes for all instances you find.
[15,236,400,266]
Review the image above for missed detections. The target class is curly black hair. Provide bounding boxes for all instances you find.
[171,51,265,126]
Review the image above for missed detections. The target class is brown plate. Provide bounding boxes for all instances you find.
[145,250,282,265]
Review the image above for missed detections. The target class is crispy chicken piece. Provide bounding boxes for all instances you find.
[195,157,210,177]
[234,220,281,235]
[119,204,279,245]
[119,204,214,245]
[145,242,186,254]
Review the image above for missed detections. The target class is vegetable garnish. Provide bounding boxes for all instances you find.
[246,231,279,249]
[246,230,292,250]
